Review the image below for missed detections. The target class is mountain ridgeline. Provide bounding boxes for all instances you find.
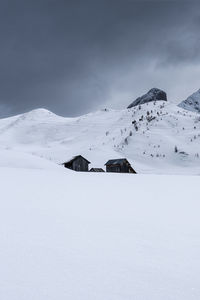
[128,87,200,113]
[178,89,200,113]
[0,87,200,174]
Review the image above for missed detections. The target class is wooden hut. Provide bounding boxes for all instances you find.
[62,155,90,172]
[105,158,136,173]
[90,168,105,172]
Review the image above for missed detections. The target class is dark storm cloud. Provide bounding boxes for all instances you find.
[0,0,200,117]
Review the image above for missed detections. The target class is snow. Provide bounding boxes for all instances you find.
[0,149,60,170]
[0,160,200,299]
[0,103,200,299]
[0,102,200,174]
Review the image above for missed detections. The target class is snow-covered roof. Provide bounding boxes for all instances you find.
[90,168,105,172]
[105,158,130,166]
[63,155,91,164]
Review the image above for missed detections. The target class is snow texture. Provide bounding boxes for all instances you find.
[0,101,200,299]
[0,163,200,300]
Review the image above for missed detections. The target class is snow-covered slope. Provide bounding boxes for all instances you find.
[0,103,200,174]
[1,166,200,300]
[178,89,200,113]
[0,101,200,174]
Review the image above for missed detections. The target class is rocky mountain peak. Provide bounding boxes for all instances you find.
[178,89,200,113]
[127,88,167,108]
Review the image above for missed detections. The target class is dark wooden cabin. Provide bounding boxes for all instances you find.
[105,158,136,173]
[62,155,90,172]
[90,168,105,172]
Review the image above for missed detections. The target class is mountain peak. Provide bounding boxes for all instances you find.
[19,108,59,121]
[127,88,167,108]
[25,108,54,116]
[178,89,200,113]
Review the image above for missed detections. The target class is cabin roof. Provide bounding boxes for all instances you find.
[105,158,130,166]
[63,155,91,165]
[90,168,105,172]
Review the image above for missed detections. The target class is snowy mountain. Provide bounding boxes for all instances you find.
[127,88,167,108]
[178,89,200,113]
[0,100,200,174]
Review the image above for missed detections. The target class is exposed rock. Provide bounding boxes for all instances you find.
[178,89,200,113]
[127,88,167,108]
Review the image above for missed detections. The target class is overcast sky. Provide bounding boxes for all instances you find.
[0,0,200,117]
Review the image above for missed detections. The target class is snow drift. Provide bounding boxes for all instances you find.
[0,165,200,300]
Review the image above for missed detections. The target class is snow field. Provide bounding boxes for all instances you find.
[0,164,200,299]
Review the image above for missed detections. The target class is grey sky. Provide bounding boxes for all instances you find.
[0,0,200,117]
